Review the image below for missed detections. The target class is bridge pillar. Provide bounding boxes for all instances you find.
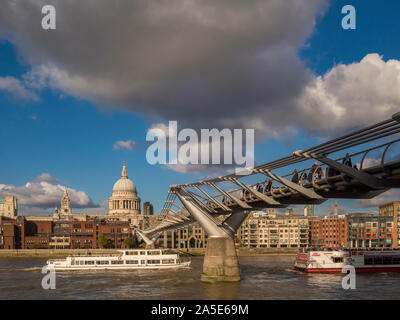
[173,187,244,282]
[202,237,240,282]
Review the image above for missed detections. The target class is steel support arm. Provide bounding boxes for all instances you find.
[208,182,252,209]
[135,228,154,246]
[174,187,231,238]
[227,177,281,205]
[222,210,249,235]
[192,185,232,212]
[257,169,325,199]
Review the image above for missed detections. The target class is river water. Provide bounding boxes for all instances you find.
[0,255,399,299]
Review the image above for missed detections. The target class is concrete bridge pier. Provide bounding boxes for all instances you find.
[174,188,247,282]
[201,237,240,282]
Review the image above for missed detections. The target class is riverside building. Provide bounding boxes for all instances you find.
[309,202,348,248]
[0,162,157,249]
[158,224,207,249]
[347,213,393,248]
[238,209,309,248]
[379,201,400,248]
[0,196,18,218]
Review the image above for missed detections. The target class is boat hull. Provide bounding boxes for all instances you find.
[294,249,400,273]
[46,249,191,272]
[48,261,191,271]
[296,266,400,273]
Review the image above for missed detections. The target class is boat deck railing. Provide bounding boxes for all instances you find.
[67,253,121,258]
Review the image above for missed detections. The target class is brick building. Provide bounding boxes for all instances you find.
[379,201,400,248]
[309,215,348,248]
[23,220,53,249]
[0,216,23,249]
[97,220,132,249]
[0,215,135,249]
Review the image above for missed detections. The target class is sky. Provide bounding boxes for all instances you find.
[1,0,400,216]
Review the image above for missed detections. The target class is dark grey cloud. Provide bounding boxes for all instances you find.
[3,1,400,176]
[0,0,327,139]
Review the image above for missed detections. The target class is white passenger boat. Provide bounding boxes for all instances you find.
[46,249,191,271]
[294,249,400,273]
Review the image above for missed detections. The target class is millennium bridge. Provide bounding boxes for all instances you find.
[136,113,400,282]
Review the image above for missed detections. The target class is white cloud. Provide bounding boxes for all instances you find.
[296,54,400,134]
[0,181,97,209]
[113,140,138,151]
[0,76,38,101]
[354,189,400,211]
[355,158,381,170]
[31,173,61,184]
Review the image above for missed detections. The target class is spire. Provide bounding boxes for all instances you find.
[121,161,128,178]
[61,187,71,215]
[334,200,338,216]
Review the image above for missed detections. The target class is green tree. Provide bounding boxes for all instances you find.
[123,237,136,248]
[97,234,108,248]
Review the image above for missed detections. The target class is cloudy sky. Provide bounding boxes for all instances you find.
[1,0,400,215]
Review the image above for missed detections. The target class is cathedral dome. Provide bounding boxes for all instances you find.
[112,161,137,194]
[113,178,136,193]
[109,161,141,216]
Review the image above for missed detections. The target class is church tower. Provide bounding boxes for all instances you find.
[61,187,72,215]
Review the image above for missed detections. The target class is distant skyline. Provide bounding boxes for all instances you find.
[1,0,400,215]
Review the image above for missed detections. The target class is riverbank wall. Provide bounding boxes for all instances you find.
[0,247,299,258]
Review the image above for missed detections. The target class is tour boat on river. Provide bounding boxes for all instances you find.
[294,248,400,273]
[46,249,190,271]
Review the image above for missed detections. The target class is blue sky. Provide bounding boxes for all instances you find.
[1,0,400,215]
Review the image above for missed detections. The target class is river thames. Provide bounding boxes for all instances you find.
[1,255,399,299]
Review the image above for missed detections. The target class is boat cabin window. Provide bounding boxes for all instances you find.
[140,260,146,264]
[364,256,400,265]
[96,260,110,265]
[162,259,175,264]
[140,251,146,255]
[125,260,139,264]
[332,257,343,263]
[85,261,95,265]
[148,260,161,264]
[147,251,161,255]
[111,260,124,265]
[125,251,138,255]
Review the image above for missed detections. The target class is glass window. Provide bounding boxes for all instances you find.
[148,260,161,264]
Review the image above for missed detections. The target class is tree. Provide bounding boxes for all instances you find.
[123,237,136,248]
[97,234,108,248]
